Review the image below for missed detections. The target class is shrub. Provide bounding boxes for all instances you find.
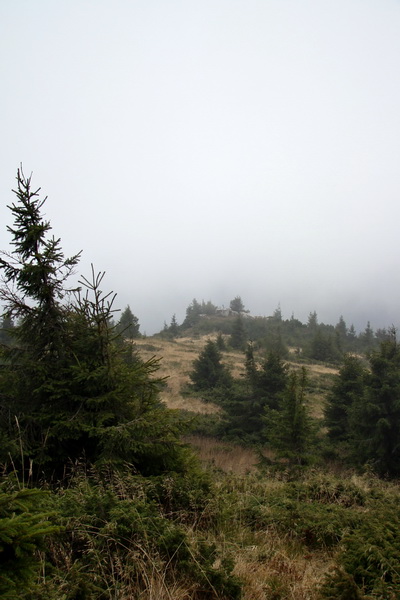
[241,475,365,549]
[49,468,242,599]
[0,485,59,599]
[320,497,400,599]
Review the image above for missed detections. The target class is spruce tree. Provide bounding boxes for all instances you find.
[0,487,59,598]
[325,354,366,444]
[222,348,289,443]
[215,331,226,351]
[335,315,347,338]
[182,298,202,329]
[359,321,374,351]
[117,305,140,339]
[244,342,258,390]
[347,324,357,351]
[230,314,247,350]
[0,168,81,363]
[307,311,318,330]
[201,300,217,315]
[0,314,15,346]
[308,329,340,362]
[190,340,231,391]
[169,313,179,337]
[257,352,289,410]
[0,169,189,477]
[265,368,313,464]
[272,304,282,321]
[354,337,400,476]
[348,324,357,340]
[335,316,347,352]
[230,296,246,313]
[0,169,82,466]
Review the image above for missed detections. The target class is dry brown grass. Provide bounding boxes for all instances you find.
[135,335,335,424]
[232,535,333,600]
[196,472,335,600]
[185,435,267,475]
[288,360,338,377]
[135,335,237,414]
[307,395,327,420]
[135,337,219,414]
[129,337,342,598]
[303,363,338,376]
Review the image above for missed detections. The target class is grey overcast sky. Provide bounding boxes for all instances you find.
[1,0,400,334]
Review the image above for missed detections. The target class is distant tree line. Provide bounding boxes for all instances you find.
[158,297,386,362]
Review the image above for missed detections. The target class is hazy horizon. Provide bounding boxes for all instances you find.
[2,1,400,336]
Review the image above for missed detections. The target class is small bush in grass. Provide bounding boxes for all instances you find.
[319,567,364,600]
[240,474,366,550]
[320,497,400,599]
[0,486,60,599]
[51,467,242,599]
[288,475,367,507]
[243,495,362,549]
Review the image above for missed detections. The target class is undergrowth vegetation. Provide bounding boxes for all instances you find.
[3,464,400,599]
[2,170,400,599]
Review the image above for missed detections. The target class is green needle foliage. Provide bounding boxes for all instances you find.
[220,348,290,444]
[116,305,140,339]
[325,334,400,476]
[0,168,81,361]
[190,339,232,391]
[325,354,366,445]
[320,494,400,598]
[0,169,192,479]
[0,485,59,598]
[354,336,400,476]
[264,367,314,464]
[229,315,247,350]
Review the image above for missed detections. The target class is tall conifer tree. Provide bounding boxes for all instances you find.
[354,337,400,476]
[0,169,188,477]
[265,368,313,464]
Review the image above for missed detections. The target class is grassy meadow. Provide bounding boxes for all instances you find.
[2,171,399,599]
[3,332,399,599]
[135,333,337,442]
[129,335,400,600]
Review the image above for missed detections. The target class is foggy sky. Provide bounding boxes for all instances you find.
[1,1,400,335]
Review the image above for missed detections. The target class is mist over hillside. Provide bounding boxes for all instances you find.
[113,288,398,338]
[2,0,400,350]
